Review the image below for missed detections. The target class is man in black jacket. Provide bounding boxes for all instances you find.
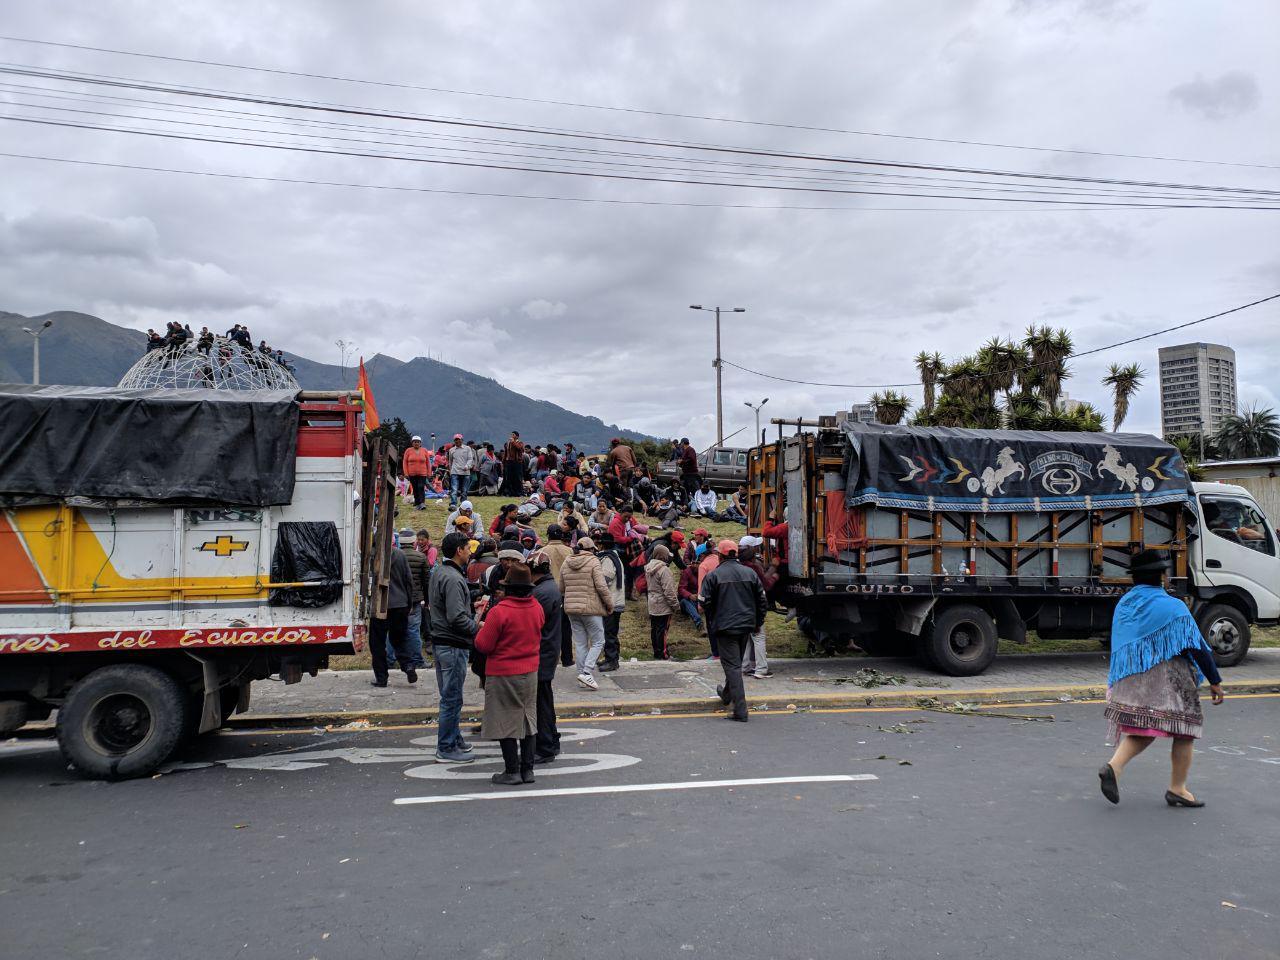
[701,539,767,722]
[392,528,430,672]
[427,533,479,763]
[529,551,564,763]
[369,546,418,688]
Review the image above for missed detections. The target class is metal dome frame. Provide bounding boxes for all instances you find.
[118,336,299,391]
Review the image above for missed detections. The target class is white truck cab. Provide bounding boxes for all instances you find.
[1189,480,1280,664]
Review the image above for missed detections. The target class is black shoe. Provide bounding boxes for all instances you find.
[521,766,536,784]
[491,772,523,785]
[598,661,619,673]
[1165,790,1204,808]
[725,714,749,723]
[370,680,388,688]
[405,668,418,684]
[531,753,556,765]
[716,684,730,705]
[1098,763,1119,805]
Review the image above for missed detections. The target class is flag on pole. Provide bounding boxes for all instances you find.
[357,357,380,432]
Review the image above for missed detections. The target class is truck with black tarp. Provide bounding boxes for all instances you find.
[0,385,398,777]
[747,417,1279,675]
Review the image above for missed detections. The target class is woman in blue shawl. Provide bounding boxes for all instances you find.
[1099,550,1224,807]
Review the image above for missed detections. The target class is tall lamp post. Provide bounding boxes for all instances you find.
[21,319,53,385]
[335,339,356,386]
[744,398,769,445]
[689,304,746,445]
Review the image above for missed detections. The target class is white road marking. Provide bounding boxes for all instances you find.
[403,751,640,780]
[393,774,876,805]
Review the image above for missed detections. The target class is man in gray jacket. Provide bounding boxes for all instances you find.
[701,540,767,722]
[428,532,479,762]
[446,434,477,507]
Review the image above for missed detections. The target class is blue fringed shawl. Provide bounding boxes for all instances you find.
[1108,584,1211,686]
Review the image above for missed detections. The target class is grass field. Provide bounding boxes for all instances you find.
[330,492,1279,669]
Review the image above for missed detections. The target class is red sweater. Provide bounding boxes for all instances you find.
[473,595,544,676]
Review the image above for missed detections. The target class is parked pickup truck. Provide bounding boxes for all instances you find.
[747,420,1278,675]
[657,445,749,491]
[0,385,398,778]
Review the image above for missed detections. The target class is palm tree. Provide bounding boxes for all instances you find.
[914,351,944,416]
[1064,402,1107,432]
[1215,405,1280,459]
[1166,435,1206,481]
[870,390,912,425]
[1102,362,1144,432]
[978,337,1029,410]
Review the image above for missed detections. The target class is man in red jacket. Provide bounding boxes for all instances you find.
[402,436,432,508]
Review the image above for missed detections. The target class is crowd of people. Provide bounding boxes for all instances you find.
[143,323,294,373]
[369,430,792,785]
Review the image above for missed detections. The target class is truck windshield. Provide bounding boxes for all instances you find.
[1202,496,1276,556]
[712,450,734,466]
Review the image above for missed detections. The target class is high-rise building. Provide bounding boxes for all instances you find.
[1158,342,1237,439]
[849,402,877,424]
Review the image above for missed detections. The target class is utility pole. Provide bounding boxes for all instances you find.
[21,320,53,384]
[744,398,769,445]
[690,304,746,445]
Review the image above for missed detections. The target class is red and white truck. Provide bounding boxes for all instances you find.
[0,386,396,778]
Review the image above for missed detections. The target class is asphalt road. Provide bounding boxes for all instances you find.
[2,698,1278,960]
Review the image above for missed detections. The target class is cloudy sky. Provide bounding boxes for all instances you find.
[1,0,1277,445]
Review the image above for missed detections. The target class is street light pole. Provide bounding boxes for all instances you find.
[21,320,53,385]
[690,304,746,446]
[744,398,769,445]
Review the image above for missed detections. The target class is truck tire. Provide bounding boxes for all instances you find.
[924,604,998,677]
[1197,604,1251,668]
[56,665,186,779]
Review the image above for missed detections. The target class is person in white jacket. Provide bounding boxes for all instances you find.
[690,482,723,521]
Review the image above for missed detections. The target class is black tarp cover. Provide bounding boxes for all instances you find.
[0,384,300,506]
[839,421,1192,512]
[270,521,343,607]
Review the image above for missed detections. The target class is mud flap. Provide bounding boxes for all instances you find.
[993,597,1027,644]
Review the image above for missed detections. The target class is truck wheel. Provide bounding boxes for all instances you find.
[56,665,186,779]
[1197,604,1251,668]
[925,605,998,676]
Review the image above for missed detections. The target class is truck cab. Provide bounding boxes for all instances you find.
[1189,480,1280,664]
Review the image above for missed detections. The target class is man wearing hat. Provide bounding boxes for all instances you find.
[392,527,430,672]
[700,539,767,722]
[446,433,477,508]
[402,435,432,509]
[446,499,483,538]
[528,550,564,763]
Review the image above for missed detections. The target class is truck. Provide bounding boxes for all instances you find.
[0,385,398,778]
[747,418,1279,676]
[657,444,749,491]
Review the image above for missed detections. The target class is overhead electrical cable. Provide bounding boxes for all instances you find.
[717,293,1280,390]
[0,33,1274,171]
[7,112,1275,210]
[1,63,1276,200]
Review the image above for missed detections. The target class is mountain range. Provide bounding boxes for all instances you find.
[0,310,652,448]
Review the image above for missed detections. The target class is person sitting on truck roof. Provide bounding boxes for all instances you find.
[690,482,723,521]
[429,532,480,764]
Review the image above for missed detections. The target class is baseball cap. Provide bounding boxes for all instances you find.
[453,433,463,440]
[411,435,422,442]
[738,534,763,549]
[693,528,710,538]
[575,537,597,552]
[398,527,415,540]
[717,538,739,555]
[460,500,473,511]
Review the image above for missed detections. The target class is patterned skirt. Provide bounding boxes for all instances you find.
[1104,656,1204,743]
[479,671,537,740]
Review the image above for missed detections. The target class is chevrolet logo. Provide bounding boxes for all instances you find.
[199,535,250,557]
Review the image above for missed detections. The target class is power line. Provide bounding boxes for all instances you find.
[5,96,1270,205]
[4,150,1181,212]
[12,113,1276,209]
[2,63,1276,200]
[719,293,1280,390]
[1,33,1274,172]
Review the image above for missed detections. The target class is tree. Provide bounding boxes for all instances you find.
[914,351,944,416]
[369,416,412,456]
[870,390,912,425]
[1102,362,1144,432]
[1166,434,1207,481]
[1023,325,1073,410]
[1215,405,1280,459]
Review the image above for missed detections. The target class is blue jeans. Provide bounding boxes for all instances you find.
[449,474,469,504]
[433,644,470,752]
[680,597,703,629]
[387,605,425,668]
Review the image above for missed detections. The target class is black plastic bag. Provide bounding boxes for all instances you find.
[270,521,343,607]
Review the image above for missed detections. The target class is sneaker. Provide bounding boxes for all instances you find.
[491,771,523,785]
[435,747,475,764]
[577,672,599,691]
[531,753,556,765]
[754,670,773,679]
[456,737,471,752]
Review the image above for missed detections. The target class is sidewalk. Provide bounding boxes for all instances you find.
[239,647,1280,726]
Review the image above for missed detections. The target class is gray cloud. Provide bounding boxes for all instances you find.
[1169,72,1261,121]
[0,0,1276,444]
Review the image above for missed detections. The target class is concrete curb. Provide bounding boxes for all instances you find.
[228,678,1280,729]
